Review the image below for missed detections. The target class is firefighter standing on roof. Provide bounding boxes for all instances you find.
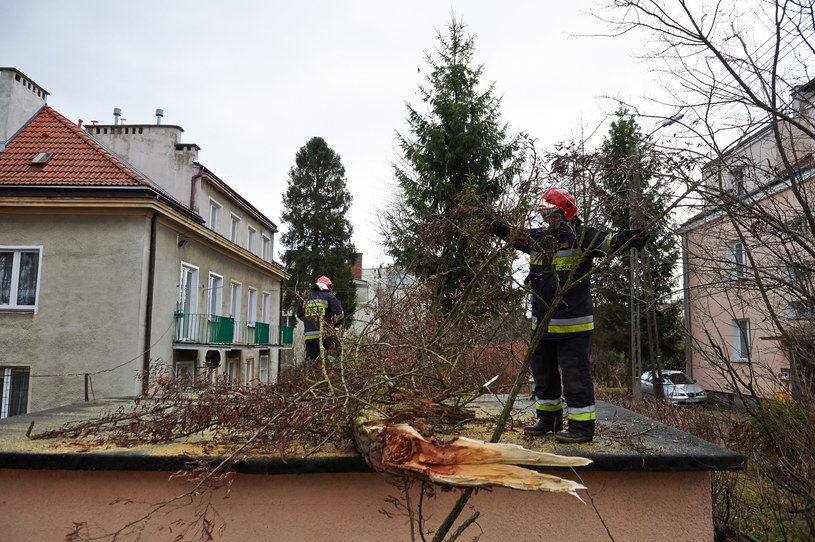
[481,187,648,443]
[296,276,344,362]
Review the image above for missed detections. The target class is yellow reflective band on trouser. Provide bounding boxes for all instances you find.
[548,322,594,333]
[531,321,537,330]
[535,400,563,412]
[548,316,594,334]
[567,406,596,422]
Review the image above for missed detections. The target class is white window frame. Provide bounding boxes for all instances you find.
[247,226,257,252]
[727,165,747,196]
[230,281,242,319]
[727,241,748,281]
[259,354,270,384]
[732,318,751,363]
[0,246,43,312]
[179,263,199,313]
[208,199,222,233]
[227,358,238,387]
[230,281,242,344]
[208,272,223,318]
[261,233,271,261]
[261,292,271,324]
[174,361,195,380]
[247,288,257,327]
[178,263,200,341]
[230,213,241,244]
[244,356,254,386]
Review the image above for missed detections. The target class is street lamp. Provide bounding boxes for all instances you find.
[630,112,684,399]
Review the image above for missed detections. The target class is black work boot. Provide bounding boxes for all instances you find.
[555,419,595,443]
[554,430,593,443]
[523,414,563,436]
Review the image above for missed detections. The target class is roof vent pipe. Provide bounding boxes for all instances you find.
[155,109,164,125]
[113,107,122,125]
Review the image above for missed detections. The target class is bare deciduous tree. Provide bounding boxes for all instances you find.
[597,0,815,538]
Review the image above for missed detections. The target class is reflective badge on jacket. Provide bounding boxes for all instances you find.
[304,300,328,318]
[552,249,577,271]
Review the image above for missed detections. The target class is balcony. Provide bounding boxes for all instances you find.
[174,313,293,346]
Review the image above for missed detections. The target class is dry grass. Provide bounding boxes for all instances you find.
[597,388,815,541]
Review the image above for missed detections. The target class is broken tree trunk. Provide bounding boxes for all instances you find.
[353,411,592,499]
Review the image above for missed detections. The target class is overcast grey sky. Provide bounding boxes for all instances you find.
[1,1,669,266]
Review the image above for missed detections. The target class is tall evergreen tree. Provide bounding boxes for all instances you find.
[592,109,684,371]
[281,137,356,317]
[384,17,525,311]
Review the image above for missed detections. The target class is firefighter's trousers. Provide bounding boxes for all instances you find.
[531,333,596,437]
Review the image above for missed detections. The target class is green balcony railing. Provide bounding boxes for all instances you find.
[210,315,234,344]
[255,322,270,344]
[280,326,294,346]
[175,313,293,347]
[175,313,234,344]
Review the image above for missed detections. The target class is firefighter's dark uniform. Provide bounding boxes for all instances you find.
[492,217,635,439]
[296,289,344,362]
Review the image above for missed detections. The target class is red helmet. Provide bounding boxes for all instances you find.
[538,187,578,220]
[315,276,332,291]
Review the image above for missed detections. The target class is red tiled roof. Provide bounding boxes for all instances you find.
[0,106,150,187]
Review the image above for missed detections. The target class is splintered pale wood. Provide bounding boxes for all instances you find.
[353,420,592,498]
[428,464,587,496]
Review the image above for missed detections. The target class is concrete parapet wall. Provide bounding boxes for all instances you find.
[1,468,712,542]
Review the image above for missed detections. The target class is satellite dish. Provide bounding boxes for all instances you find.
[205,350,221,368]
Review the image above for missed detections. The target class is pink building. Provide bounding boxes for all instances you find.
[681,79,815,403]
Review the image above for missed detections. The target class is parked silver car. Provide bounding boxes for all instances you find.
[640,370,707,406]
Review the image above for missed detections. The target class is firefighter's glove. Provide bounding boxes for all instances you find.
[612,228,650,251]
[630,229,650,250]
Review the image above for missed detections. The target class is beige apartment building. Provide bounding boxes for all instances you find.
[0,68,291,417]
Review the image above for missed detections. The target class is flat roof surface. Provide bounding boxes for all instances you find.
[0,395,746,474]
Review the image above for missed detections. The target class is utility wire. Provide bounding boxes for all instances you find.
[30,317,176,379]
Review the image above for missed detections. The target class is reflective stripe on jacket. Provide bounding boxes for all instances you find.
[492,218,619,339]
[296,290,344,341]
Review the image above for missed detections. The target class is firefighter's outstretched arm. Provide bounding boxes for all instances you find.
[608,228,650,252]
[474,202,537,254]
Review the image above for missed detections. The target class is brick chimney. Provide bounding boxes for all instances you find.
[352,253,363,280]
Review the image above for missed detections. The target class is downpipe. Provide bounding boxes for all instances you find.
[142,212,158,394]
